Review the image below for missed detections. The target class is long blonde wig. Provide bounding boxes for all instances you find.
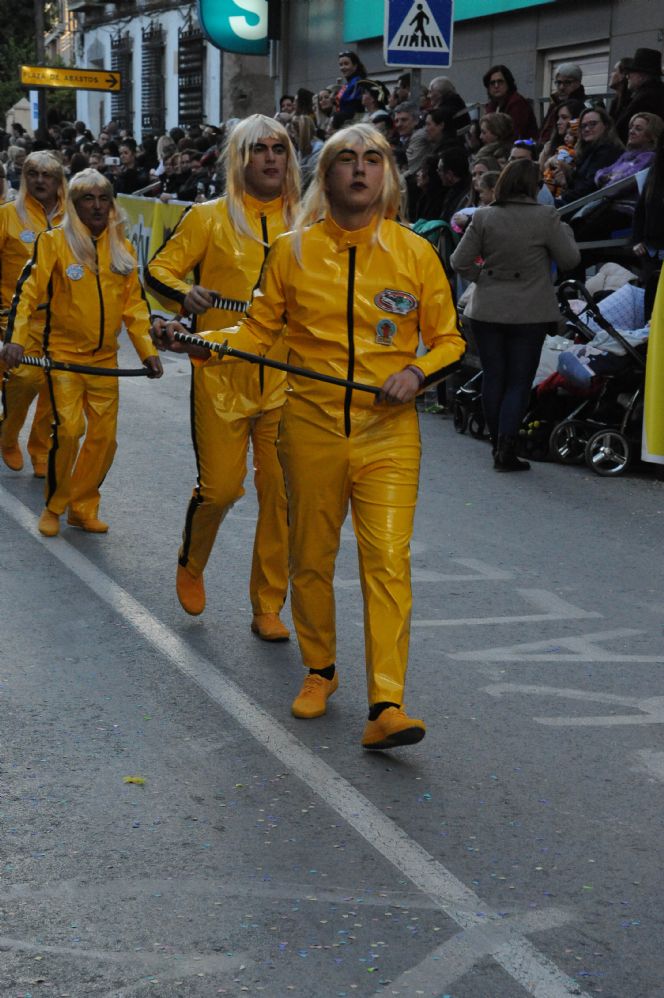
[224,113,300,242]
[62,169,136,275]
[293,123,401,260]
[16,150,67,226]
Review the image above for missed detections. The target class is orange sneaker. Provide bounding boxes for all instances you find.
[291,672,339,719]
[2,446,24,471]
[176,563,205,615]
[67,514,109,533]
[361,707,426,751]
[251,613,290,642]
[38,508,60,537]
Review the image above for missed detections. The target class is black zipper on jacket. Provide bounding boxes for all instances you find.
[92,239,105,353]
[257,213,270,395]
[344,246,356,438]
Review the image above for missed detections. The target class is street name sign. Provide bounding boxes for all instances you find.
[21,65,121,93]
[384,0,454,67]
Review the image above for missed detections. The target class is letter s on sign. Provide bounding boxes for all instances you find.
[229,0,267,40]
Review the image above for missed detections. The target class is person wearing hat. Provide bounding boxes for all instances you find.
[359,80,389,121]
[369,109,395,141]
[615,48,664,143]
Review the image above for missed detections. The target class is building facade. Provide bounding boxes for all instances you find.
[60,0,663,138]
[69,0,275,139]
[280,0,663,121]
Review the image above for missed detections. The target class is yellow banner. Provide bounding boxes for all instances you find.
[118,195,190,313]
[643,267,664,464]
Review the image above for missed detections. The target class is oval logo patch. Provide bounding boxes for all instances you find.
[20,229,35,243]
[66,264,84,281]
[374,288,418,315]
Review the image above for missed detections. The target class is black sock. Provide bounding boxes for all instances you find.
[368,701,399,720]
[309,665,336,681]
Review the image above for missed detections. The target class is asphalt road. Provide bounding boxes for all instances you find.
[1,346,663,998]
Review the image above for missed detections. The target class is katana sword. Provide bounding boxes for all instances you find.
[208,293,250,314]
[18,355,150,377]
[172,330,381,396]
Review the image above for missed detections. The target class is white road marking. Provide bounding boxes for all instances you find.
[484,683,664,727]
[452,628,664,662]
[0,935,246,977]
[0,486,590,998]
[373,906,574,995]
[414,588,600,627]
[336,556,513,589]
[633,749,664,782]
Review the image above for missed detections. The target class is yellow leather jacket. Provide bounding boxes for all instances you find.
[146,192,289,416]
[199,215,466,432]
[6,226,155,366]
[0,194,64,348]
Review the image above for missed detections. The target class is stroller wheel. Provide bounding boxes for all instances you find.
[549,419,593,465]
[468,413,486,439]
[585,429,631,476]
[453,402,468,434]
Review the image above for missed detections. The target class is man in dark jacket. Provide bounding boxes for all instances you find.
[539,63,586,144]
[615,48,664,143]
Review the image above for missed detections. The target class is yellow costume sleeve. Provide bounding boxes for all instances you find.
[5,231,56,348]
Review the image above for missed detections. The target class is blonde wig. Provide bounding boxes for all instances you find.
[224,113,300,242]
[16,150,67,226]
[293,123,401,261]
[62,168,136,275]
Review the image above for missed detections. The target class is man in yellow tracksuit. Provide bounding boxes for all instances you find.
[146,114,300,641]
[3,169,162,536]
[0,151,67,476]
[165,124,465,750]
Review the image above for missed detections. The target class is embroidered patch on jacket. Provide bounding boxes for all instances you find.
[375,319,398,345]
[20,229,35,243]
[66,264,85,281]
[374,288,418,315]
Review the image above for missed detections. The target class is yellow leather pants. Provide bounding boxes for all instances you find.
[45,370,118,519]
[1,367,52,468]
[179,366,288,615]
[277,402,421,706]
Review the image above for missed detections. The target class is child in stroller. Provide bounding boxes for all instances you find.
[543,280,648,474]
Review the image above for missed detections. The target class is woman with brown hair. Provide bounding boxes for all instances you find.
[478,111,514,165]
[556,106,623,204]
[483,64,538,140]
[450,159,580,470]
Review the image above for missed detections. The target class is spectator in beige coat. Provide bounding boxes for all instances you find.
[450,159,580,470]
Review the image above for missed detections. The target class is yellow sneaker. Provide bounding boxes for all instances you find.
[361,707,426,751]
[291,672,339,719]
[2,446,24,471]
[251,613,290,642]
[38,508,60,537]
[67,515,109,533]
[176,563,205,615]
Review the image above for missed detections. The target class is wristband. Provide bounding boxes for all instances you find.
[405,364,425,385]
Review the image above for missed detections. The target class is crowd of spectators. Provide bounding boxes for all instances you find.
[0,44,662,288]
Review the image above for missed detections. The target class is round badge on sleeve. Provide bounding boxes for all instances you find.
[66,264,85,281]
[20,229,36,243]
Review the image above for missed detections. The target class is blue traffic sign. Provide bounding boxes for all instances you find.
[384,0,454,68]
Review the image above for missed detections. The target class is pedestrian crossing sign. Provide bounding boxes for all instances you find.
[384,0,453,68]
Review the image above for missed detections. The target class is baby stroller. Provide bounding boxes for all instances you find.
[452,370,486,438]
[547,280,647,476]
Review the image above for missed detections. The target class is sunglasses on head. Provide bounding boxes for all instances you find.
[514,138,536,147]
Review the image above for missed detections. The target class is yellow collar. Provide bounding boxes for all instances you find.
[322,213,381,249]
[242,192,284,217]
